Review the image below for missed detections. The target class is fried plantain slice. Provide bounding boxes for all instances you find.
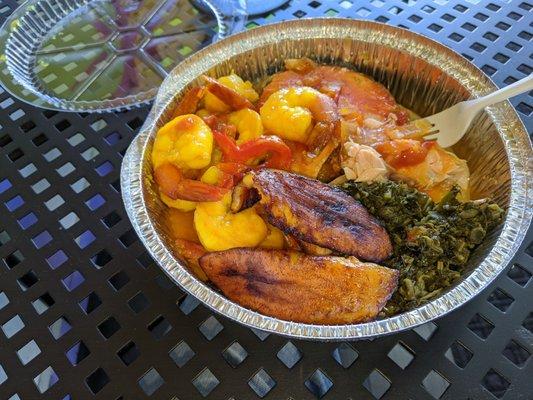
[250,169,392,262]
[199,248,399,324]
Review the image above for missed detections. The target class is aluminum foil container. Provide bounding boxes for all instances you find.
[121,19,532,340]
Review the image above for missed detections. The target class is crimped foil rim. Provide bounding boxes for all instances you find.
[121,18,533,340]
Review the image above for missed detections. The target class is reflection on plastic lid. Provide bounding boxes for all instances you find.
[0,0,248,112]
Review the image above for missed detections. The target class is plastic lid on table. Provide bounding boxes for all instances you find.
[0,0,247,112]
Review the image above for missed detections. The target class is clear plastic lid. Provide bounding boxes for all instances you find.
[0,0,247,112]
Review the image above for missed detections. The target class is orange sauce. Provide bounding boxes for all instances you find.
[166,208,199,243]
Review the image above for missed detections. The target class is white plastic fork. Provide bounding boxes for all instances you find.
[422,74,533,148]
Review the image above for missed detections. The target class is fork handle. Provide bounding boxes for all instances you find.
[467,74,533,113]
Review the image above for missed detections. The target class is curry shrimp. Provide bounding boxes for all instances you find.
[149,59,484,324]
[259,86,339,144]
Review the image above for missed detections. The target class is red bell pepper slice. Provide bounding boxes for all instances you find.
[213,131,292,170]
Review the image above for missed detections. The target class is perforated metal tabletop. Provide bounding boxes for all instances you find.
[0,0,532,399]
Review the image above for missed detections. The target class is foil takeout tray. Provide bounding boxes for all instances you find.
[121,19,532,340]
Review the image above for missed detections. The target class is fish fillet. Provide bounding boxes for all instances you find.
[199,248,399,324]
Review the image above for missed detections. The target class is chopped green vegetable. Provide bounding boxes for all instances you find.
[340,180,504,314]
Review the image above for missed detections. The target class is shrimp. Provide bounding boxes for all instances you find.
[154,163,229,202]
[260,86,339,144]
[152,114,213,170]
[192,165,270,251]
[194,192,268,251]
[152,113,229,203]
[227,108,264,144]
[160,193,197,212]
[259,86,341,178]
[261,59,409,125]
[305,66,409,124]
[259,70,303,105]
[203,75,257,112]
[257,58,316,105]
[172,87,205,119]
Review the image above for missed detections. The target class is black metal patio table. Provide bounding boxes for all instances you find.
[0,0,532,399]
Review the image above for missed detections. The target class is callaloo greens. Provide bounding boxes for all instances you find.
[340,181,504,314]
